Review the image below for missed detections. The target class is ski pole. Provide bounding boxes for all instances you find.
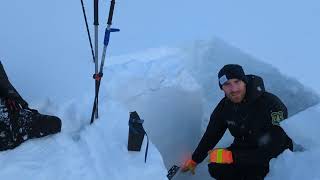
[93,0,99,120]
[80,0,95,63]
[90,0,119,124]
[100,0,119,74]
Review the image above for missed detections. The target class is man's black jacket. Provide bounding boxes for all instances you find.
[192,75,293,165]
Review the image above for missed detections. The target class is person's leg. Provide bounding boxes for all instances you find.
[240,164,269,180]
[15,108,61,140]
[208,163,242,180]
[0,107,61,151]
[28,111,62,138]
[0,101,22,150]
[0,118,16,151]
[225,146,269,180]
[0,62,61,149]
[245,176,264,180]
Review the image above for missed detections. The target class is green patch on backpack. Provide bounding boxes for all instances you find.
[271,111,284,125]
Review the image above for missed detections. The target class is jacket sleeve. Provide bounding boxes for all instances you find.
[232,93,293,165]
[192,99,227,164]
[232,125,293,165]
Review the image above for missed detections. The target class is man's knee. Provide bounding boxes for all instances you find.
[208,163,237,180]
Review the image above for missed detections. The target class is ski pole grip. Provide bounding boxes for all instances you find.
[94,0,99,25]
[107,0,116,25]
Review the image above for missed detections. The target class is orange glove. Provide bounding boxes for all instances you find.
[181,159,197,174]
[208,148,233,164]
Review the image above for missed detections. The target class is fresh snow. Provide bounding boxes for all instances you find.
[1,40,320,179]
[0,98,166,179]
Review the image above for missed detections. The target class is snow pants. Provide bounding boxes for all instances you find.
[207,126,292,180]
[208,163,268,180]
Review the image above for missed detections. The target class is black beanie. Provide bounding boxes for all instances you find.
[218,64,248,89]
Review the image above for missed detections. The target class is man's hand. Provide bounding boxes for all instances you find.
[208,148,233,164]
[181,159,197,175]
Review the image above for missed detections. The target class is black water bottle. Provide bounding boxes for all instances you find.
[128,111,145,151]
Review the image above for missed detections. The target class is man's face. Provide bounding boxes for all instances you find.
[221,78,246,103]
